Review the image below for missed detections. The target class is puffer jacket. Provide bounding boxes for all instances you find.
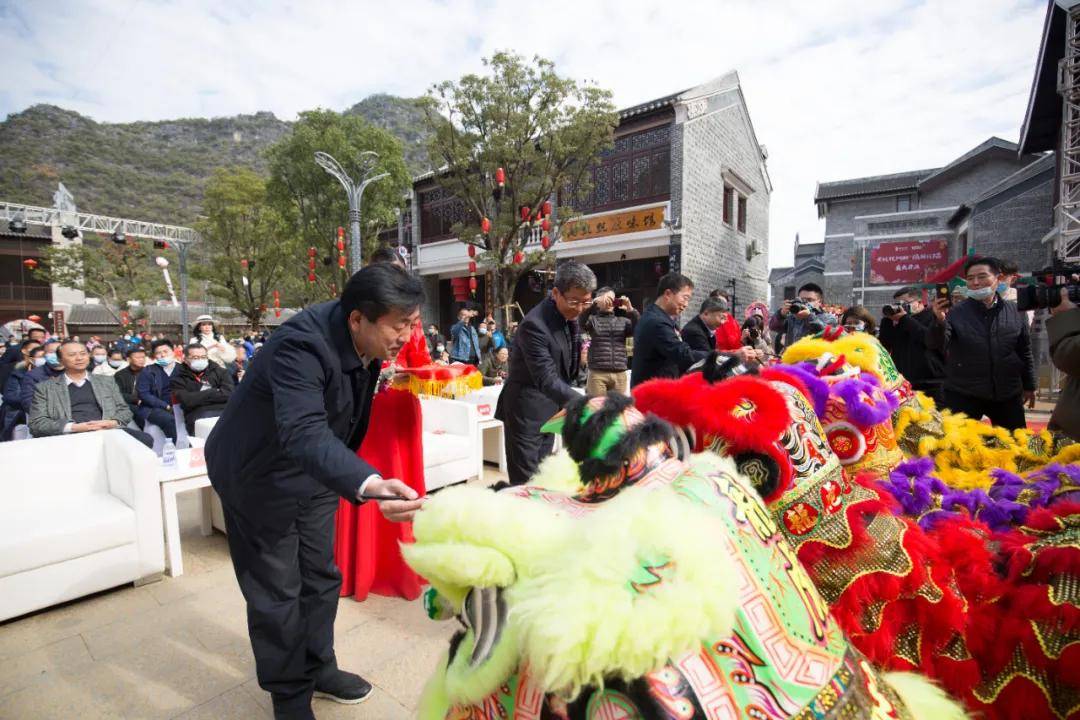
[1047,307,1080,441]
[926,297,1035,401]
[581,305,639,372]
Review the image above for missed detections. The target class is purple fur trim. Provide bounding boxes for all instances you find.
[833,377,896,429]
[771,365,829,417]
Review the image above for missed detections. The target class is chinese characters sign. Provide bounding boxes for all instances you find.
[561,205,665,242]
[868,239,948,284]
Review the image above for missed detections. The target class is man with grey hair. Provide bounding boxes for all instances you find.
[496,259,596,484]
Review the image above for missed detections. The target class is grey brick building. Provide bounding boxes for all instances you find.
[788,138,1053,313]
[410,71,771,330]
[767,238,824,311]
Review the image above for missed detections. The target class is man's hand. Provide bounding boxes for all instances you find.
[619,295,634,311]
[70,422,96,433]
[780,300,792,317]
[931,297,949,323]
[596,295,614,311]
[795,308,811,319]
[362,477,424,523]
[71,420,114,432]
[1024,390,1036,409]
[731,347,754,363]
[1051,287,1078,316]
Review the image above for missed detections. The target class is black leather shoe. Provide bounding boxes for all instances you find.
[313,668,373,705]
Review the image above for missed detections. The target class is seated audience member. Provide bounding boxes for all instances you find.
[28,339,153,448]
[840,305,878,335]
[137,339,179,442]
[1,342,42,440]
[115,346,149,427]
[93,346,126,377]
[19,339,63,415]
[171,343,234,434]
[480,346,510,386]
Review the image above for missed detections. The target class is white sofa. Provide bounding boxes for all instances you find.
[0,430,164,622]
[420,396,480,491]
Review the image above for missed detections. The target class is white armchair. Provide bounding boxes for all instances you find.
[419,396,480,492]
[0,430,164,622]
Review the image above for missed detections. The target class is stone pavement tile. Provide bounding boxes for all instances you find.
[0,630,253,720]
[314,689,413,720]
[366,637,448,711]
[334,617,434,678]
[146,563,238,607]
[0,583,159,661]
[241,677,273,716]
[173,683,270,720]
[0,634,91,699]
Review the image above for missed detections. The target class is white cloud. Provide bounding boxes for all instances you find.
[0,0,1048,274]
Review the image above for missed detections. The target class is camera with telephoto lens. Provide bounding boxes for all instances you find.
[881,301,912,317]
[1015,258,1080,312]
[788,300,808,314]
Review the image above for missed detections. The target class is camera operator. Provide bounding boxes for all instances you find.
[879,287,944,402]
[927,256,1035,431]
[769,283,838,348]
[1047,278,1080,441]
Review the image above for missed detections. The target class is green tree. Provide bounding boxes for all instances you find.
[36,236,167,332]
[423,52,618,325]
[266,110,411,299]
[193,167,301,331]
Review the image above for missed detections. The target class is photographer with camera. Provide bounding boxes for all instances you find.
[927,257,1035,431]
[879,287,944,402]
[769,283,838,349]
[1046,275,1080,440]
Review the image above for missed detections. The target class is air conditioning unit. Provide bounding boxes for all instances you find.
[745,238,763,261]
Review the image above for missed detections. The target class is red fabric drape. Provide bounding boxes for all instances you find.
[714,314,743,351]
[396,321,432,368]
[334,388,426,601]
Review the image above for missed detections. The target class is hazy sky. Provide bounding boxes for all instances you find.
[0,0,1048,268]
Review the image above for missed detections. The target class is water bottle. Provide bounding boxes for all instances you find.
[162,439,176,467]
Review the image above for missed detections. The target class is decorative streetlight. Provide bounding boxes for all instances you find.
[314,151,389,273]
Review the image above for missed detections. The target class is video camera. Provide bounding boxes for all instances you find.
[881,301,912,318]
[1016,257,1080,312]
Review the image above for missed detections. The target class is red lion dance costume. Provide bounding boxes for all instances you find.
[633,349,1080,720]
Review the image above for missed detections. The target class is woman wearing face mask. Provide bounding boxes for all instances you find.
[840,305,877,336]
[190,314,236,368]
[92,347,126,377]
[0,343,42,440]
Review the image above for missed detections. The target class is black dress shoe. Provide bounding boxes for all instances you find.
[313,668,373,705]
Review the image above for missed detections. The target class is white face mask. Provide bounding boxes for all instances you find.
[436,345,445,353]
[33,357,46,367]
[92,355,107,365]
[478,327,488,335]
[189,359,209,372]
[108,359,125,368]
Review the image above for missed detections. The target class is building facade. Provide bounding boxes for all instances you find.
[0,225,52,329]
[767,238,824,311]
[407,71,771,331]
[799,138,1052,312]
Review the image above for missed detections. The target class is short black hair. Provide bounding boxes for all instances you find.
[1000,259,1019,276]
[126,346,146,358]
[964,256,1002,276]
[28,346,45,357]
[341,263,425,323]
[700,297,728,315]
[27,327,46,338]
[798,282,823,297]
[554,260,597,294]
[709,289,730,301]
[57,339,85,357]
[894,286,919,300]
[185,343,207,355]
[657,272,693,297]
[368,245,404,267]
[151,338,174,352]
[108,347,123,357]
[19,339,39,351]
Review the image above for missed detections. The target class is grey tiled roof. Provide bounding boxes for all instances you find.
[66,304,299,326]
[972,152,1055,205]
[814,169,936,202]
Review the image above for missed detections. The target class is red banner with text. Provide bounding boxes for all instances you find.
[869,239,948,284]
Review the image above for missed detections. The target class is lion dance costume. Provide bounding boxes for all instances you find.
[629,330,1080,720]
[403,392,967,719]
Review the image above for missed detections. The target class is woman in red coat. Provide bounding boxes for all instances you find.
[334,320,431,600]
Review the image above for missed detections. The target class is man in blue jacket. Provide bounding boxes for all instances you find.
[630,273,710,388]
[136,339,179,442]
[448,305,481,364]
[205,264,424,720]
[19,339,62,415]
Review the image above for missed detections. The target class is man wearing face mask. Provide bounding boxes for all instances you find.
[90,346,119,376]
[170,343,234,435]
[1,342,41,440]
[879,287,944,402]
[927,256,1035,430]
[136,339,180,442]
[19,339,63,416]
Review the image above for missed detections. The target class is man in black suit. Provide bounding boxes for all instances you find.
[206,264,425,720]
[496,260,596,485]
[681,296,726,353]
[630,272,710,388]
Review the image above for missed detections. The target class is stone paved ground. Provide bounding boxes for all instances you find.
[0,469,507,720]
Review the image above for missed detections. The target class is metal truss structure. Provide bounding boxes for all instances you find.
[1058,4,1080,263]
[0,200,199,244]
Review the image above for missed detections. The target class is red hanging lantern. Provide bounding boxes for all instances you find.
[272,289,280,299]
[338,255,347,269]
[468,260,477,274]
[259,303,268,313]
[240,258,249,269]
[520,206,531,221]
[542,201,552,217]
[541,218,551,232]
[541,234,551,250]
[336,239,345,252]
[467,244,476,258]
[308,258,316,271]
[480,217,491,234]
[514,251,525,265]
[22,258,38,270]
[308,247,316,258]
[469,276,478,292]
[337,226,345,239]
[308,272,316,283]
[275,308,282,318]
[495,167,505,186]
[532,212,541,226]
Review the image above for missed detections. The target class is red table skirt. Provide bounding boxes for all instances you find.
[334,389,425,601]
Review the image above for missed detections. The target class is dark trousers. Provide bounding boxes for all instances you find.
[223,489,341,710]
[145,407,177,442]
[120,427,154,448]
[943,389,1027,431]
[184,406,224,434]
[503,413,555,485]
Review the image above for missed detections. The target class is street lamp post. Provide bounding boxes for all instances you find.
[314,151,389,273]
[170,237,196,342]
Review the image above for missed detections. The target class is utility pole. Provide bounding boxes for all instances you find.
[314,151,389,273]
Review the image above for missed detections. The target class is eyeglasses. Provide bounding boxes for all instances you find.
[562,298,593,309]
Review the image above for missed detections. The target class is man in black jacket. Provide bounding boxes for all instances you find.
[170,343,234,434]
[496,260,595,485]
[580,286,638,396]
[682,297,728,354]
[879,287,944,401]
[205,264,424,720]
[631,273,710,388]
[113,346,148,427]
[926,256,1035,430]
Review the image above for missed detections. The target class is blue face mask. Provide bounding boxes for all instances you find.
[968,286,996,301]
[45,352,59,367]
[155,357,173,367]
